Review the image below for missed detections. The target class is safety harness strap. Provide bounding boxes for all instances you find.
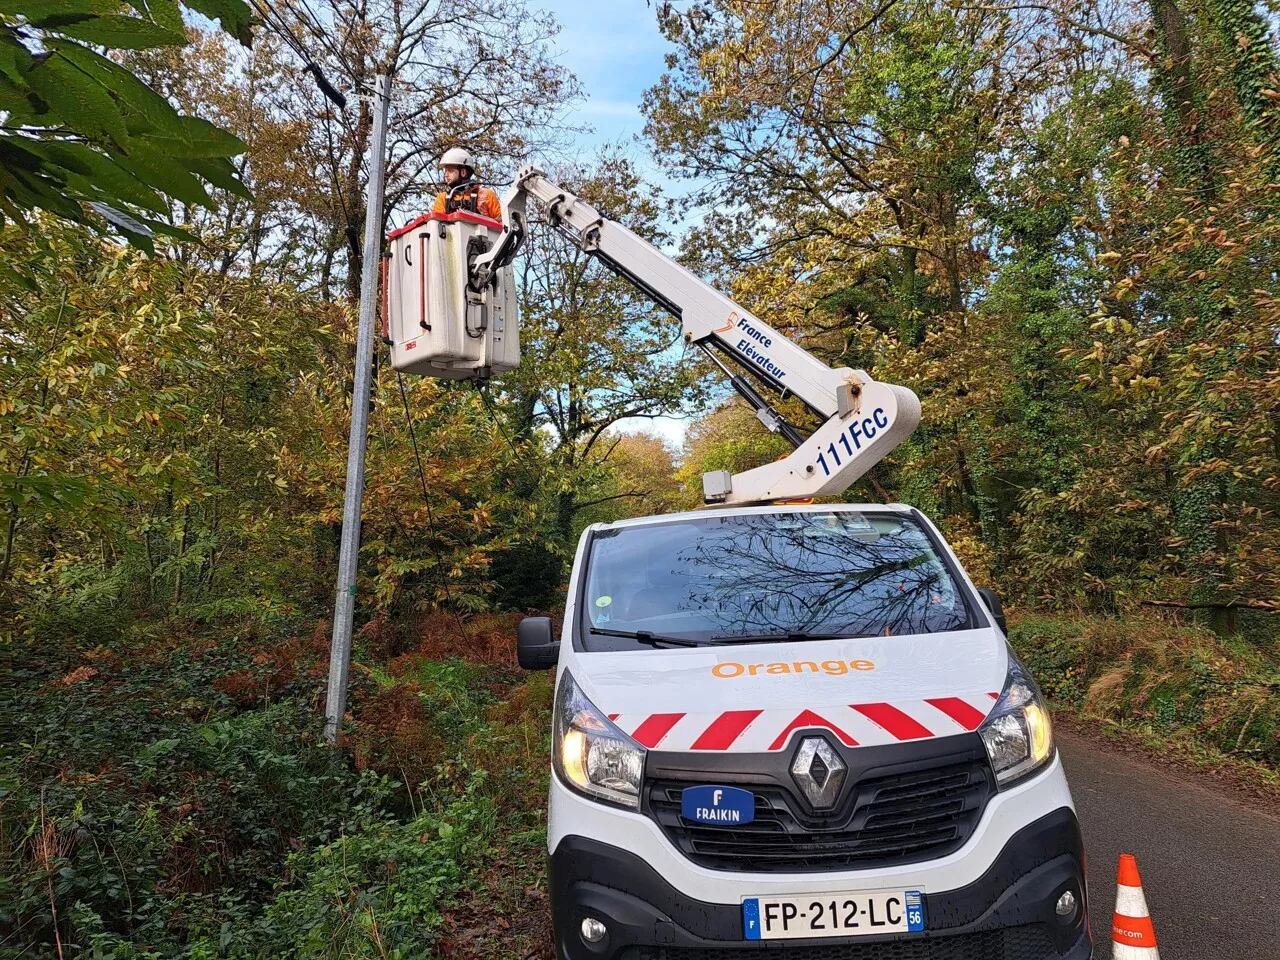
[446,182,482,214]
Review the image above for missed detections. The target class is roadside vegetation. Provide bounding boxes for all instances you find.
[1010,614,1280,795]
[3,0,1279,957]
[1,611,555,958]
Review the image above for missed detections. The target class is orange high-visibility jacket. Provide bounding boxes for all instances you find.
[432,182,503,222]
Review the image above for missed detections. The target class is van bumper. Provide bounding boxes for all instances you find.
[550,806,1090,960]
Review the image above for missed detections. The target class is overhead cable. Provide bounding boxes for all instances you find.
[472,381,522,456]
[247,0,348,108]
[278,0,366,89]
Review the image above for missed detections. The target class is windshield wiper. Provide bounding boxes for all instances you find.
[710,632,876,645]
[590,627,705,648]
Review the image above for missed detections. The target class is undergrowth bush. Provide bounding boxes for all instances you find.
[1010,614,1279,766]
[0,623,399,957]
[0,610,549,959]
[257,772,498,959]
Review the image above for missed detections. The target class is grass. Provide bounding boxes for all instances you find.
[350,613,556,960]
[1009,611,1280,796]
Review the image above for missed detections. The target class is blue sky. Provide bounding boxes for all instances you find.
[533,0,697,448]
[536,0,669,157]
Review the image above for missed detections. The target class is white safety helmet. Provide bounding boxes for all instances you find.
[439,147,474,172]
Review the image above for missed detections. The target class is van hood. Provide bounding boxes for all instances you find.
[572,629,1008,753]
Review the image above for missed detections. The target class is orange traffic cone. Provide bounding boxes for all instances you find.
[1111,853,1160,958]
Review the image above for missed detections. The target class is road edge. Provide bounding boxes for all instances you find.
[1052,710,1280,817]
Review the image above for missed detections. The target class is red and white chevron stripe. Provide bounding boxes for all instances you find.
[608,692,1000,752]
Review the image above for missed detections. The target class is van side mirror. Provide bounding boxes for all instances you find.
[517,616,559,670]
[977,588,1007,634]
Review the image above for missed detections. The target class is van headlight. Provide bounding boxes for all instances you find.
[553,671,645,808]
[979,655,1055,787]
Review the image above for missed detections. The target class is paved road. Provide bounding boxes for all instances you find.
[1058,730,1280,959]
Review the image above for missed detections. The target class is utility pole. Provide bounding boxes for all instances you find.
[325,73,391,745]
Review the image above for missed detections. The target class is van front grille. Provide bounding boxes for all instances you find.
[645,758,993,873]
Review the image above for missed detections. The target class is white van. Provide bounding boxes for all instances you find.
[518,503,1090,959]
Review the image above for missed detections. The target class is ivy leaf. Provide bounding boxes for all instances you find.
[137,738,181,764]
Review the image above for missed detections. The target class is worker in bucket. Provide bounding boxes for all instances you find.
[432,147,503,222]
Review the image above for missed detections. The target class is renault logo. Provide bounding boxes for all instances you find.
[790,736,847,809]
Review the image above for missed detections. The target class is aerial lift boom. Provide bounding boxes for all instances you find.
[391,166,921,506]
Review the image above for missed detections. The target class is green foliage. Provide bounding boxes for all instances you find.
[659,0,1280,626]
[7,1,1280,953]
[0,220,341,619]
[0,0,253,250]
[0,613,554,958]
[260,775,496,959]
[676,399,790,508]
[1203,0,1280,139]
[395,656,502,741]
[1010,614,1279,765]
[0,623,400,956]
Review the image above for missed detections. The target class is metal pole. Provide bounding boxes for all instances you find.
[325,74,391,744]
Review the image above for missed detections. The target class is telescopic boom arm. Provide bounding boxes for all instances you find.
[470,166,921,506]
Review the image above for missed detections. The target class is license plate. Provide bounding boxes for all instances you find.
[742,889,924,940]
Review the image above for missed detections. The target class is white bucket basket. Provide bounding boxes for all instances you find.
[382,211,519,380]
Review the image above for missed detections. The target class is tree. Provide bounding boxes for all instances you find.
[643,0,1280,629]
[676,399,790,508]
[244,0,581,305]
[578,431,682,524]
[75,10,587,617]
[0,219,338,614]
[503,151,707,548]
[645,0,1044,345]
[0,0,254,252]
[120,30,321,283]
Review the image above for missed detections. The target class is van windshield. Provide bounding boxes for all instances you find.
[580,511,974,647]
